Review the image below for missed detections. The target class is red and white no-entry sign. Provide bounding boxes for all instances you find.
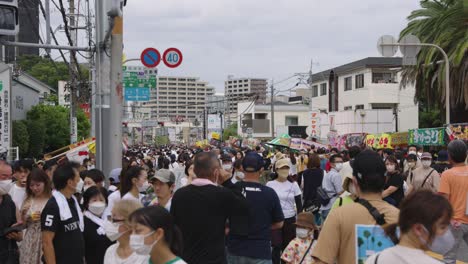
[163,48,183,68]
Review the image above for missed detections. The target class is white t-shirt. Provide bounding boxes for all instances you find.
[102,190,121,220]
[122,192,144,204]
[365,245,443,264]
[103,243,149,264]
[9,184,26,211]
[266,180,302,218]
[288,159,298,175]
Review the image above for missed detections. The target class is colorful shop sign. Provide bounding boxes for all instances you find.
[408,128,445,146]
[445,123,468,142]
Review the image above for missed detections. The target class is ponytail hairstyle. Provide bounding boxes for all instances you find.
[384,190,453,244]
[120,166,145,198]
[129,206,183,255]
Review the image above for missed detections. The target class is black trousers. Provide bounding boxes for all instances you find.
[272,216,296,264]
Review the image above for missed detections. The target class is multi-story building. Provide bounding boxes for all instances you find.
[224,77,267,121]
[144,76,215,121]
[308,57,418,134]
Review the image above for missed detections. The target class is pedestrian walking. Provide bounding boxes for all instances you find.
[129,206,186,264]
[149,169,175,211]
[19,168,52,264]
[281,212,318,264]
[382,155,405,207]
[319,154,344,220]
[120,166,149,204]
[366,190,454,264]
[438,140,468,264]
[301,153,324,224]
[408,152,440,192]
[312,150,399,264]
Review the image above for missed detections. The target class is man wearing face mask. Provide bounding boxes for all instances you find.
[408,152,440,193]
[0,162,22,264]
[41,163,85,264]
[438,140,468,264]
[404,145,422,174]
[221,154,234,174]
[319,154,345,220]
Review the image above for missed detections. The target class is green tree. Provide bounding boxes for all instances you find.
[400,0,468,123]
[223,123,238,141]
[27,120,46,158]
[154,135,169,146]
[12,120,29,158]
[26,104,90,153]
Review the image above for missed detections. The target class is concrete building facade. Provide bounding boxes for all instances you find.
[225,77,267,121]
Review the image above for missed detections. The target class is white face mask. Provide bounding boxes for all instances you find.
[422,160,432,168]
[235,171,245,179]
[75,178,84,193]
[334,163,343,171]
[222,164,232,171]
[0,179,13,195]
[103,220,126,241]
[88,201,106,216]
[296,227,310,239]
[138,181,150,193]
[130,231,157,255]
[408,151,417,155]
[277,170,289,179]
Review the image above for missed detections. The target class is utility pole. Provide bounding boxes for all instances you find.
[203,106,207,140]
[69,0,78,144]
[393,105,399,132]
[270,79,275,138]
[44,0,51,56]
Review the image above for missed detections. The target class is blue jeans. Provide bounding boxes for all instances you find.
[227,254,272,264]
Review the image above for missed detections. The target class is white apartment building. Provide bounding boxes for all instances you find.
[308,57,418,134]
[143,76,215,122]
[225,77,268,121]
[237,101,310,139]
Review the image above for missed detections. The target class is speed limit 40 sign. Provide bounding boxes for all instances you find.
[163,48,183,68]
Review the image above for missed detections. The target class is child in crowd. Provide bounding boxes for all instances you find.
[281,212,317,264]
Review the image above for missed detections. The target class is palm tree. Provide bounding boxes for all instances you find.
[399,0,468,123]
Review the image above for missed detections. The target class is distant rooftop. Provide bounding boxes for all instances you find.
[311,57,403,83]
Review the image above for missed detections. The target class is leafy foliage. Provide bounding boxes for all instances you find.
[12,120,29,158]
[154,135,169,146]
[400,0,467,122]
[27,120,46,158]
[223,123,238,141]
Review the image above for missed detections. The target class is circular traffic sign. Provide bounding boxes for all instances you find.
[140,48,161,68]
[163,48,183,68]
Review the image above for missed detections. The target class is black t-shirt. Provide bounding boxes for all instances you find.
[384,172,405,206]
[41,196,85,264]
[0,194,18,262]
[171,183,247,264]
[302,168,324,204]
[227,182,284,260]
[263,158,271,170]
[83,217,114,264]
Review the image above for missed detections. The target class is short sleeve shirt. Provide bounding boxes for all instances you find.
[281,237,315,264]
[41,196,85,264]
[312,199,399,264]
[266,180,302,218]
[439,165,468,223]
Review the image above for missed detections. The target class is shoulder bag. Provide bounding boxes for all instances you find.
[356,198,386,226]
[420,169,435,188]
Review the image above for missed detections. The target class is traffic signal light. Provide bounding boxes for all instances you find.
[0,0,18,36]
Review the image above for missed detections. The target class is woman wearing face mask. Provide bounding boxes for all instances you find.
[103,199,146,264]
[120,166,149,205]
[408,152,440,193]
[231,159,245,184]
[281,212,318,264]
[19,169,52,264]
[267,159,302,264]
[382,156,405,207]
[129,205,186,264]
[83,186,114,264]
[366,190,454,264]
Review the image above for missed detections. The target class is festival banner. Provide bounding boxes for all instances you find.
[290,138,303,150]
[445,123,468,142]
[408,128,445,146]
[365,134,376,147]
[345,133,366,148]
[390,132,409,146]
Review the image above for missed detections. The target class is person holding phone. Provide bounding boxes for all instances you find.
[19,168,52,264]
[0,161,22,264]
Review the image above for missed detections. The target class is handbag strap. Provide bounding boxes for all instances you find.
[420,169,435,188]
[374,253,381,264]
[299,239,314,264]
[357,198,386,225]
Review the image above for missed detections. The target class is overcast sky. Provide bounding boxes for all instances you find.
[50,0,421,93]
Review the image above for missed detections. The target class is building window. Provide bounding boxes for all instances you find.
[312,85,318,97]
[372,72,395,83]
[320,83,327,96]
[285,116,298,126]
[344,106,352,110]
[355,74,364,88]
[355,104,364,110]
[344,77,352,91]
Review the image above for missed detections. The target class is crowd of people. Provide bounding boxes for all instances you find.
[0,139,466,264]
